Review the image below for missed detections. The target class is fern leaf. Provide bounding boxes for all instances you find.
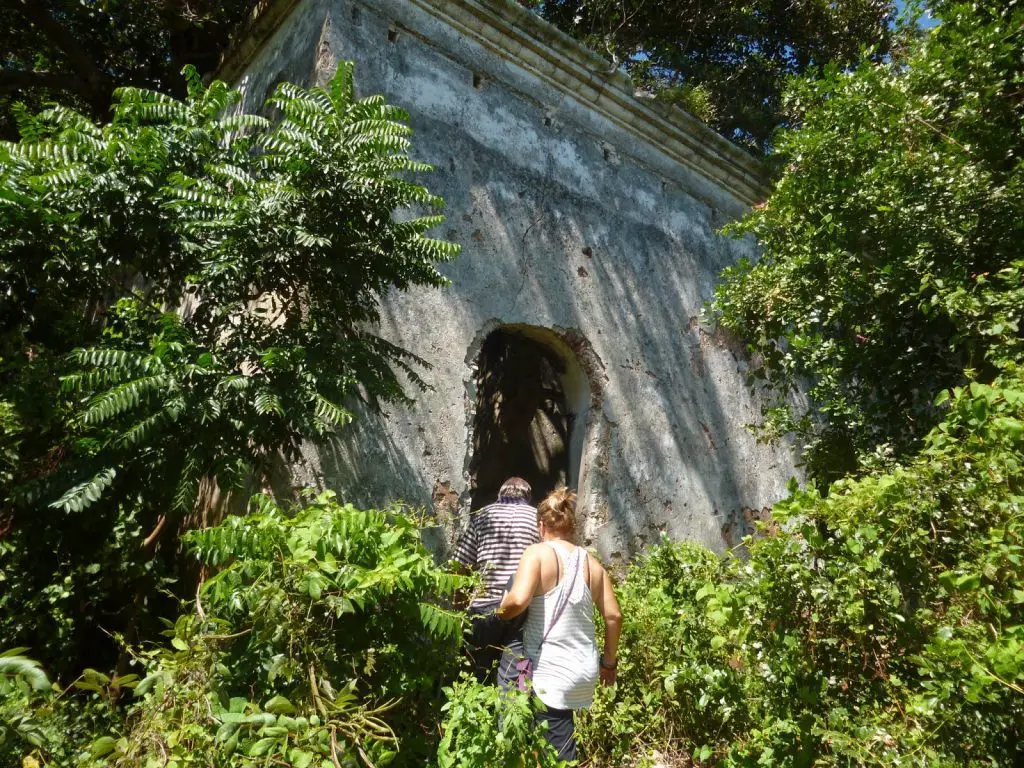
[182,64,204,101]
[295,229,332,248]
[49,468,116,513]
[215,113,271,134]
[328,61,355,109]
[419,602,465,642]
[171,457,200,514]
[80,374,171,424]
[205,162,255,188]
[254,390,284,416]
[314,396,352,429]
[69,348,150,371]
[32,163,89,188]
[216,375,251,395]
[116,412,169,448]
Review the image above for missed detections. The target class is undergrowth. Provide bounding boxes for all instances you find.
[577,370,1024,766]
[7,370,1021,766]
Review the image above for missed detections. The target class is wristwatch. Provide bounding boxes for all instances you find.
[599,656,617,670]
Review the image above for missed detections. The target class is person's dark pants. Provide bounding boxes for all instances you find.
[465,603,575,762]
[496,636,525,690]
[535,703,578,764]
[465,600,526,684]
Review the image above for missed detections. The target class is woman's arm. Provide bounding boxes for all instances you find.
[591,564,622,685]
[497,546,541,619]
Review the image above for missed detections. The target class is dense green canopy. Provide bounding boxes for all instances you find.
[0,62,457,676]
[523,0,899,153]
[3,0,900,154]
[0,0,258,136]
[712,0,1023,477]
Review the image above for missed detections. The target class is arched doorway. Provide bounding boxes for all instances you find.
[468,326,590,510]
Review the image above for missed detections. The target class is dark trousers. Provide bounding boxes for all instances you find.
[465,599,526,686]
[535,704,578,764]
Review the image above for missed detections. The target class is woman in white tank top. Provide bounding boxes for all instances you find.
[498,488,623,763]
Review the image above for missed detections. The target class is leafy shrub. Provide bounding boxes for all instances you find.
[578,369,1024,765]
[437,676,565,768]
[1,491,472,767]
[576,542,743,766]
[0,650,124,768]
[1,649,52,757]
[0,59,458,678]
[711,0,1024,480]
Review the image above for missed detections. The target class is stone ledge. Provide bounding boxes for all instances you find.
[217,0,304,87]
[216,0,772,207]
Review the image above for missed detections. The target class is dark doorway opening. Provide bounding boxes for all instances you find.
[469,329,572,510]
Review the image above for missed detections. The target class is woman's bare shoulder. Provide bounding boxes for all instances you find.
[584,550,609,581]
[581,547,604,567]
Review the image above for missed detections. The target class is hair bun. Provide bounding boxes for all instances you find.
[538,486,576,535]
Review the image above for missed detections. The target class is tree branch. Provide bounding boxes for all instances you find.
[141,514,167,549]
[0,69,90,96]
[309,664,328,718]
[11,0,109,100]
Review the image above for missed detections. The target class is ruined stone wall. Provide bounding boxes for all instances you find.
[227,0,799,562]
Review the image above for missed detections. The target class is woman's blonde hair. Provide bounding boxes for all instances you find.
[537,487,576,535]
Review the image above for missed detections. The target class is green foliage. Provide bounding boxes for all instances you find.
[576,542,742,766]
[0,61,457,676]
[0,649,124,768]
[437,676,566,768]
[579,369,1024,765]
[1,648,54,758]
[654,83,720,127]
[2,492,473,767]
[712,0,1024,478]
[184,490,468,708]
[5,4,1023,768]
[116,491,469,768]
[0,400,20,488]
[521,0,898,153]
[0,0,260,137]
[564,4,1024,763]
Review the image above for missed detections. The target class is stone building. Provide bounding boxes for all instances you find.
[218,0,799,561]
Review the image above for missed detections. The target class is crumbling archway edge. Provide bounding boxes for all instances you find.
[461,320,611,543]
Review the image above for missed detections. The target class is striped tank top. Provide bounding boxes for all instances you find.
[523,541,599,710]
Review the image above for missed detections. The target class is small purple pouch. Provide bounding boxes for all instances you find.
[515,657,533,692]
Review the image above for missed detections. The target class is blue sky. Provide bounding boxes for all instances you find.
[895,0,941,28]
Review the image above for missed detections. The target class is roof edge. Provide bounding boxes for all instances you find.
[215,0,772,206]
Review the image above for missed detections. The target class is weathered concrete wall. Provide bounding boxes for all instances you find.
[228,0,799,561]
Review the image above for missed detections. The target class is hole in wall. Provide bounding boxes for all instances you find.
[351,6,361,24]
[468,326,590,509]
[472,72,485,89]
[387,27,399,43]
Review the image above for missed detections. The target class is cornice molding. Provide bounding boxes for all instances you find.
[217,0,771,206]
